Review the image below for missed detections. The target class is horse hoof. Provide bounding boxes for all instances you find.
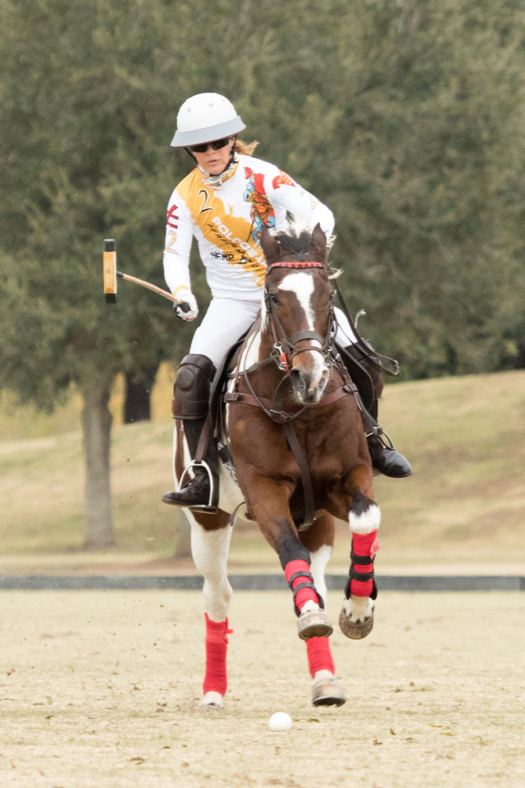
[312,676,346,707]
[338,608,374,639]
[297,609,333,640]
[199,691,223,710]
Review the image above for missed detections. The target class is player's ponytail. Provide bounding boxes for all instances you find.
[234,139,259,156]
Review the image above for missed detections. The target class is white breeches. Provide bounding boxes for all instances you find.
[190,298,262,367]
[334,307,358,347]
[190,298,357,368]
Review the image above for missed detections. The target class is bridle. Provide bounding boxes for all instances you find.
[225,259,355,531]
[263,261,336,375]
[225,256,401,532]
[227,258,349,429]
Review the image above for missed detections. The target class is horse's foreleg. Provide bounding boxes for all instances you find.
[186,511,233,709]
[299,514,345,706]
[339,464,381,640]
[244,476,333,640]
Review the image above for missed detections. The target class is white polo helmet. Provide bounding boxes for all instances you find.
[171,92,246,147]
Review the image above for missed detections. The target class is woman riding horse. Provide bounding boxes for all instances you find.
[162,92,411,512]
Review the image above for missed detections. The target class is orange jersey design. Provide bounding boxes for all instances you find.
[163,154,334,300]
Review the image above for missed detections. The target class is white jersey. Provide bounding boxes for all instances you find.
[163,154,335,301]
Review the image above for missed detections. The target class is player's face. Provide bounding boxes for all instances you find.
[192,138,235,175]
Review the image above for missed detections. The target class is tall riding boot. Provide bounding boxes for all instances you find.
[162,354,220,512]
[342,344,412,479]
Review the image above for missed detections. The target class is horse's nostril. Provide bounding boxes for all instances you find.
[290,369,306,389]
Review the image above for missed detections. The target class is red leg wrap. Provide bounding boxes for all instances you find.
[350,531,380,597]
[306,636,335,678]
[284,559,320,612]
[203,614,232,696]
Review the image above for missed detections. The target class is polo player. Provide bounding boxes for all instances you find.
[162,92,411,511]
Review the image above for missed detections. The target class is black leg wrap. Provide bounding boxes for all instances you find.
[288,570,325,617]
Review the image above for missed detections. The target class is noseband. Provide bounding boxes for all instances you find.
[264,261,335,374]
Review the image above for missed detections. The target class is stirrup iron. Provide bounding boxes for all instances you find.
[179,459,216,512]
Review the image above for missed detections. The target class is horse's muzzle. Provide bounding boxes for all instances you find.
[290,366,329,404]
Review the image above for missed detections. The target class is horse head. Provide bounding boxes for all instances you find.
[260,223,334,405]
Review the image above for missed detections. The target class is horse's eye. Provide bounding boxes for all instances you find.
[270,293,280,306]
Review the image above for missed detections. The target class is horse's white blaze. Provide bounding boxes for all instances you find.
[349,504,381,535]
[279,271,317,329]
[278,272,328,390]
[310,544,333,604]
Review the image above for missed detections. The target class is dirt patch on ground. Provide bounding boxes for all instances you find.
[0,590,523,787]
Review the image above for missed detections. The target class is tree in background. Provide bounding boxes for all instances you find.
[236,0,525,377]
[1,0,525,550]
[0,0,198,547]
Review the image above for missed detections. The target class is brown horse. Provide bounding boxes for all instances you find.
[173,223,381,709]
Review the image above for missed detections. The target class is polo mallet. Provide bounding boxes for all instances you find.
[103,238,190,310]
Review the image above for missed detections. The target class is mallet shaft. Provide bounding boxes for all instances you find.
[117,272,177,304]
[103,238,178,304]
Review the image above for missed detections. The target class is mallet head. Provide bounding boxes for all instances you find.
[103,239,117,303]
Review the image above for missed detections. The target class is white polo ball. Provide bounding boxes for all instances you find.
[269,712,292,732]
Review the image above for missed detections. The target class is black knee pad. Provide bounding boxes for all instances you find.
[172,354,216,419]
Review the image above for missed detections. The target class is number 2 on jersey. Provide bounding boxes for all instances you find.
[198,189,213,214]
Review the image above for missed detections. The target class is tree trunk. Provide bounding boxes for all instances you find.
[123,363,159,424]
[81,373,116,550]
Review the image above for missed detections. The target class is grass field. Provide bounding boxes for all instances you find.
[0,590,524,788]
[0,368,524,573]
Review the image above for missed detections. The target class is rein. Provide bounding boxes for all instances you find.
[227,260,353,531]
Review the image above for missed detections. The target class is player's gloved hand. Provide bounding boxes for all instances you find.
[172,288,198,321]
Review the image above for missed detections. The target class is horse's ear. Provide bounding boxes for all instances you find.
[260,227,280,263]
[309,223,327,262]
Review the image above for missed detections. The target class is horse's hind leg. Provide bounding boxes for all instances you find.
[185,510,233,709]
[300,514,345,706]
[339,464,381,640]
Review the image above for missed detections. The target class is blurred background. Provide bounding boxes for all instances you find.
[0,0,524,575]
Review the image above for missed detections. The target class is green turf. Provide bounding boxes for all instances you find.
[0,369,524,565]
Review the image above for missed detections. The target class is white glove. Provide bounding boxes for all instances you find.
[172,287,198,322]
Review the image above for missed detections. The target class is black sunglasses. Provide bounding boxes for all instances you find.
[190,137,231,153]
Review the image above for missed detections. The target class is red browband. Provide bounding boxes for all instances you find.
[266,261,325,272]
